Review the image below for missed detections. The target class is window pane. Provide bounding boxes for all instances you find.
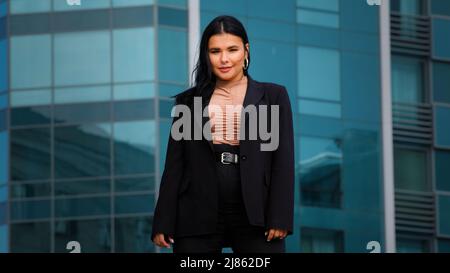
[10,222,50,253]
[113,83,155,101]
[301,228,344,253]
[158,28,187,83]
[298,46,340,101]
[159,83,186,97]
[54,103,110,124]
[55,197,110,218]
[55,179,111,196]
[54,123,111,179]
[0,93,7,110]
[391,56,425,104]
[394,148,429,191]
[10,0,51,14]
[113,99,154,121]
[0,202,5,224]
[113,27,154,83]
[113,0,154,7]
[0,110,5,131]
[397,238,430,253]
[113,120,156,175]
[115,176,154,193]
[11,106,51,127]
[11,182,51,199]
[55,85,111,104]
[11,34,51,89]
[159,99,175,118]
[391,0,423,15]
[0,39,7,92]
[433,62,450,104]
[300,137,342,208]
[438,239,450,253]
[11,128,51,181]
[115,216,154,253]
[0,132,7,184]
[53,0,110,11]
[436,150,450,192]
[158,0,186,8]
[438,195,450,236]
[435,106,450,147]
[54,218,111,253]
[55,31,111,86]
[115,193,154,214]
[158,6,187,28]
[11,89,51,107]
[433,18,450,60]
[11,199,50,220]
[297,9,339,28]
[298,99,341,118]
[432,0,450,17]
[297,0,339,12]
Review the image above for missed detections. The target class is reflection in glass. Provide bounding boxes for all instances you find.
[392,56,425,104]
[11,128,51,181]
[394,148,429,192]
[114,120,156,175]
[55,196,110,218]
[11,34,51,89]
[11,199,51,220]
[54,103,110,124]
[54,31,111,86]
[115,176,154,193]
[54,123,111,179]
[397,238,430,253]
[299,137,342,208]
[115,193,154,215]
[113,27,154,83]
[54,218,111,253]
[115,216,154,253]
[10,222,50,253]
[11,182,51,199]
[11,106,51,127]
[55,179,111,196]
[301,227,344,253]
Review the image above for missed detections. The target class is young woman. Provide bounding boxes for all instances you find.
[151,15,294,253]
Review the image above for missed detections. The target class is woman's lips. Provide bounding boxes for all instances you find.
[219,67,232,73]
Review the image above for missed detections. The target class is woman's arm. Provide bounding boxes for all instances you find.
[151,96,186,246]
[266,86,295,236]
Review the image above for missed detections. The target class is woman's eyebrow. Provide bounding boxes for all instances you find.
[209,45,240,50]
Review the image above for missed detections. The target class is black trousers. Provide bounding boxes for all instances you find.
[173,144,285,253]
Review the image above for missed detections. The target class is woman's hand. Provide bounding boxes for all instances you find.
[265,228,288,242]
[153,233,174,248]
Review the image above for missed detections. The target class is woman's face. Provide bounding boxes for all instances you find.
[208,33,249,82]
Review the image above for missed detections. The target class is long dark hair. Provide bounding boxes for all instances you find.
[191,15,250,98]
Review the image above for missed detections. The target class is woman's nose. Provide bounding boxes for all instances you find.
[220,52,229,63]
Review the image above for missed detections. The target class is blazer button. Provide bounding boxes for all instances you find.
[241,155,247,160]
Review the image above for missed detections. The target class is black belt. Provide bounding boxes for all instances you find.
[215,151,239,165]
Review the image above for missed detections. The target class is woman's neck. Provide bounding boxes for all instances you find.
[216,74,247,89]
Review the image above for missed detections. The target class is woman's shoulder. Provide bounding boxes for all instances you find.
[256,80,288,101]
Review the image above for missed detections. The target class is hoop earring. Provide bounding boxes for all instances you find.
[243,58,249,70]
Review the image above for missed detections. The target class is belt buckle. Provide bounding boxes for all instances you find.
[221,152,232,165]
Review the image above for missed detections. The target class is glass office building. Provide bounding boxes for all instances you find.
[0,0,449,253]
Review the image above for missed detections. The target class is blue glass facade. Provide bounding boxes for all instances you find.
[0,0,448,253]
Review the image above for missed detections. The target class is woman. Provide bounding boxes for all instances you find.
[151,15,294,253]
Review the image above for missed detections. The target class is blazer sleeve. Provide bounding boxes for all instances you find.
[266,86,295,235]
[151,97,185,241]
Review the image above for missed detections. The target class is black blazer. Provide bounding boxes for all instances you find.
[151,74,295,240]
